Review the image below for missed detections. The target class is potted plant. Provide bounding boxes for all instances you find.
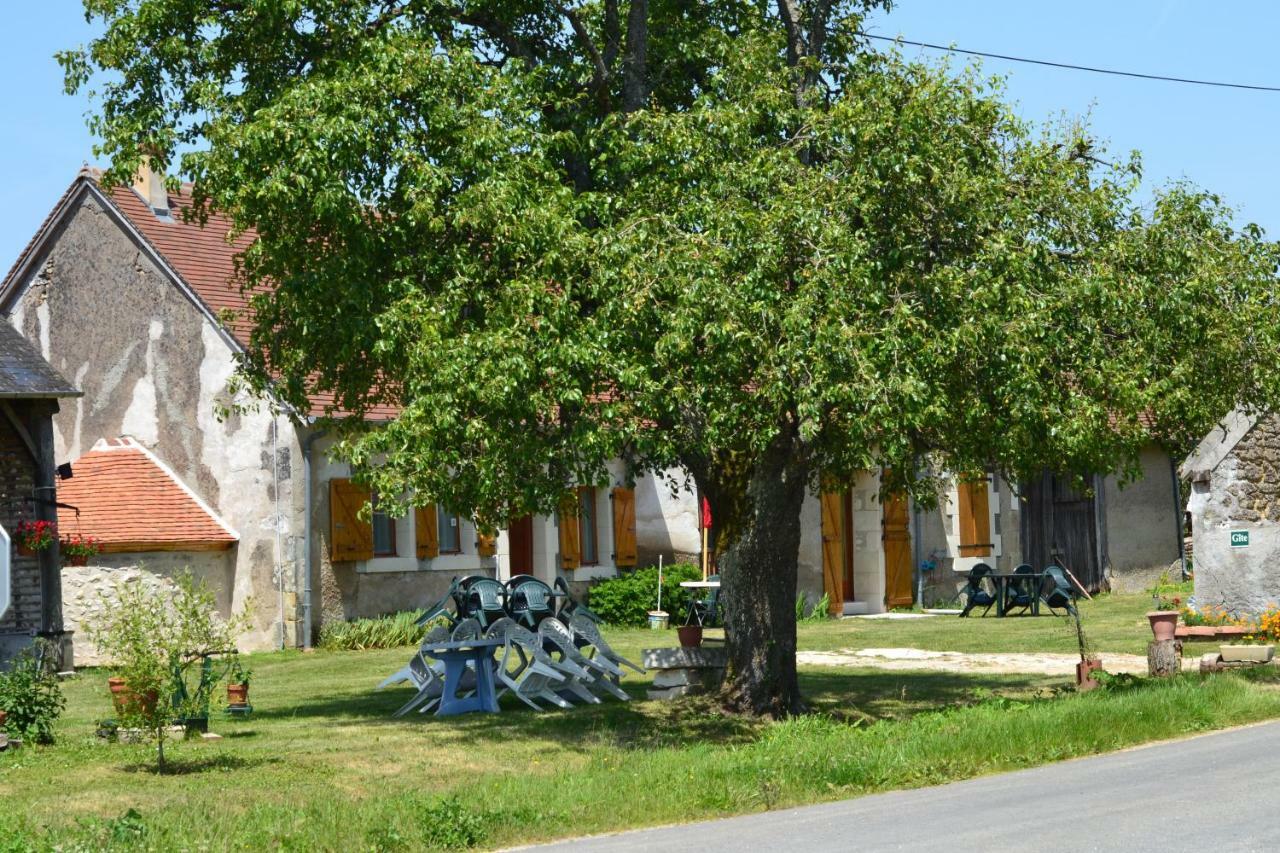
[61,535,102,567]
[226,657,251,707]
[14,520,56,557]
[1147,594,1181,642]
[677,623,703,647]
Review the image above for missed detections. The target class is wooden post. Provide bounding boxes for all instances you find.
[1147,639,1182,677]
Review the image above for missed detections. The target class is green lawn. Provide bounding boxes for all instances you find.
[797,591,1168,657]
[2,602,1277,851]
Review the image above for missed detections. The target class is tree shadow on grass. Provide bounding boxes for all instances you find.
[248,669,1063,753]
[122,753,281,776]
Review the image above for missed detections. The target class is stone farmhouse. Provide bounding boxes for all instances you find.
[0,168,698,656]
[0,168,1186,654]
[1181,409,1280,616]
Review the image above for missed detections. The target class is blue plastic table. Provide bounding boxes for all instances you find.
[422,638,503,716]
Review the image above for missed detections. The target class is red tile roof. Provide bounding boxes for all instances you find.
[0,170,397,421]
[56,438,238,553]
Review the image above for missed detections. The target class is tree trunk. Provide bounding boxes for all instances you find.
[717,435,809,717]
[1147,639,1181,678]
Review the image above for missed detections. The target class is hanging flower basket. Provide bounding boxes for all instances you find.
[15,520,57,556]
[61,535,102,567]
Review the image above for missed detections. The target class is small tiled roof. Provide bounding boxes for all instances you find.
[0,323,80,398]
[57,438,238,553]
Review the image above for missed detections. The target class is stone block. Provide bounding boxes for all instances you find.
[642,646,728,669]
[646,684,697,701]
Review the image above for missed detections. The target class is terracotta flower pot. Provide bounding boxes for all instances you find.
[1147,611,1179,642]
[227,683,250,707]
[1076,658,1103,691]
[677,625,703,648]
[0,709,7,728]
[64,554,88,567]
[16,544,34,557]
[108,676,158,717]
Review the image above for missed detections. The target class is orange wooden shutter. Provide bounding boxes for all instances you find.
[330,478,373,561]
[611,486,638,568]
[957,476,993,557]
[475,525,497,557]
[820,490,844,616]
[558,497,581,570]
[415,504,439,559]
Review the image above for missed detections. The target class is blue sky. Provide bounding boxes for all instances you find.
[1,1,1277,266]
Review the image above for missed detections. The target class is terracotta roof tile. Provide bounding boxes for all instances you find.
[97,176,399,421]
[57,438,238,552]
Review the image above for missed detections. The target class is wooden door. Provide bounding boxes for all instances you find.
[1022,472,1101,592]
[882,491,914,608]
[842,492,856,602]
[820,490,845,616]
[508,515,534,576]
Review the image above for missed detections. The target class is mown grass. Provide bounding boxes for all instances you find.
[799,591,1190,657]
[1,610,1277,851]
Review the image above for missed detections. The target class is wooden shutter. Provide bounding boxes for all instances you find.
[330,478,373,562]
[558,498,581,570]
[957,475,993,557]
[820,490,844,616]
[415,504,439,559]
[611,486,637,568]
[475,526,497,557]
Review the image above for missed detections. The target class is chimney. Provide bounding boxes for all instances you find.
[132,158,170,217]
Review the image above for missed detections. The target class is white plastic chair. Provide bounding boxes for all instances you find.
[490,621,569,710]
[536,619,604,704]
[383,625,451,717]
[569,612,645,675]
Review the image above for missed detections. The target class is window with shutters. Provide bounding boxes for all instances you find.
[371,492,398,557]
[437,507,462,553]
[578,487,599,565]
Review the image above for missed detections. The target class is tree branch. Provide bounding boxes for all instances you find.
[777,0,805,67]
[603,0,622,70]
[561,5,611,113]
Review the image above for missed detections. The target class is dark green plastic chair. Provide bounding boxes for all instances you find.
[1041,565,1078,616]
[1004,564,1037,615]
[464,578,508,629]
[958,563,997,617]
[505,577,556,628]
[685,575,721,627]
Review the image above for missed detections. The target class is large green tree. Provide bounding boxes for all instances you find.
[65,1,1280,715]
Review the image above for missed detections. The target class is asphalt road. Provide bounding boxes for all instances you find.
[525,720,1280,852]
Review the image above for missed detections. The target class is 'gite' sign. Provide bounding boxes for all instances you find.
[1231,530,1251,549]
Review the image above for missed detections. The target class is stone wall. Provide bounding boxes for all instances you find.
[61,549,236,665]
[1190,415,1280,615]
[6,191,301,651]
[0,406,43,651]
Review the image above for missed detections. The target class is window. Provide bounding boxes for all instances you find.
[578,487,599,565]
[371,493,397,557]
[438,507,462,553]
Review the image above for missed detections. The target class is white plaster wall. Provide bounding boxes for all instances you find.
[62,549,237,666]
[8,195,299,653]
[1103,445,1181,573]
[634,468,700,563]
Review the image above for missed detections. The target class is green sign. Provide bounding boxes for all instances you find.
[1231,530,1250,548]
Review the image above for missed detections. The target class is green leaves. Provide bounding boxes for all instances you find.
[67,0,1280,519]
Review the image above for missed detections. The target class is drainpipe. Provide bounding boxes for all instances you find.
[301,422,328,649]
[1170,456,1189,581]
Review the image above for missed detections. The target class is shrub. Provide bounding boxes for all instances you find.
[88,571,249,770]
[588,563,701,627]
[318,610,434,650]
[0,640,65,744]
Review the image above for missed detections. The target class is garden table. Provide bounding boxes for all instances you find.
[679,580,721,589]
[421,638,503,717]
[989,573,1046,617]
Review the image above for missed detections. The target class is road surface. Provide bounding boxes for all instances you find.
[525,720,1280,852]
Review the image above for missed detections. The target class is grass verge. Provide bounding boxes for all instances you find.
[1,640,1277,850]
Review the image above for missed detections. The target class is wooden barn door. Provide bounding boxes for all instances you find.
[508,515,534,576]
[1022,473,1102,592]
[882,491,914,608]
